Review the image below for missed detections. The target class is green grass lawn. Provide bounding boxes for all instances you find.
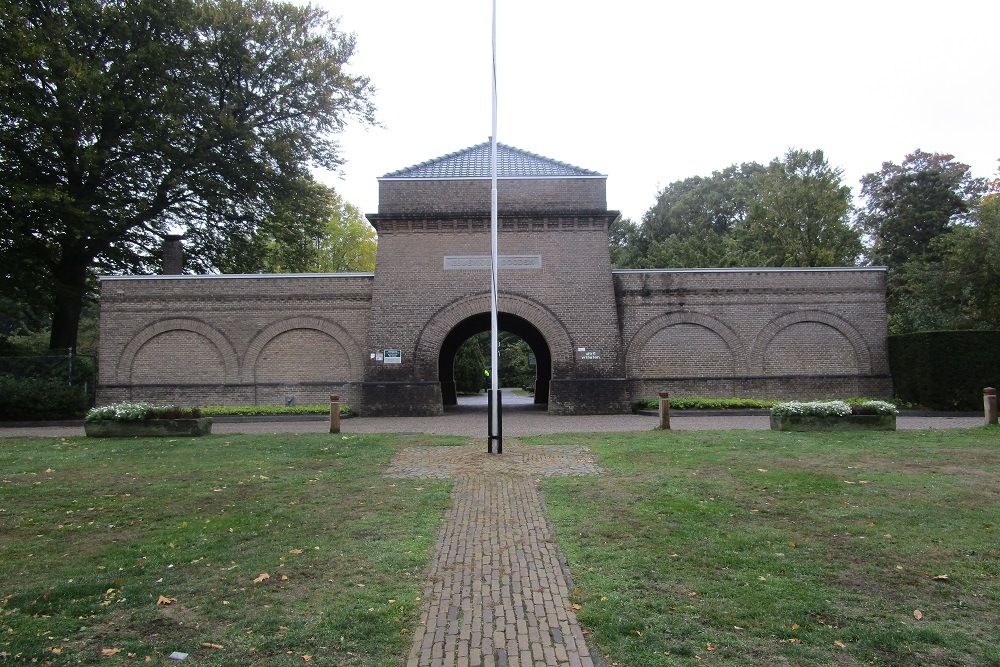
[3,428,998,666]
[531,428,1000,667]
[0,432,456,666]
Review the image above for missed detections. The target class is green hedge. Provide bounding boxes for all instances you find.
[888,330,1000,410]
[0,374,89,420]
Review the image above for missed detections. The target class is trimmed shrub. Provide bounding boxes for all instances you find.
[86,403,202,422]
[0,374,89,420]
[889,331,1000,410]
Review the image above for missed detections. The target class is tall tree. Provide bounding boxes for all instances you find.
[633,163,764,268]
[0,0,375,350]
[211,181,377,274]
[619,151,860,269]
[893,187,1000,332]
[857,150,986,268]
[856,151,987,333]
[736,149,861,267]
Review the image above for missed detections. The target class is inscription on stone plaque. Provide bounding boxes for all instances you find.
[443,255,542,270]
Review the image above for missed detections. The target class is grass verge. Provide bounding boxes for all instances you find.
[0,433,456,666]
[531,428,1000,666]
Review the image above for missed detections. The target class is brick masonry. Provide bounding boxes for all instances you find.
[386,443,602,667]
[96,157,892,413]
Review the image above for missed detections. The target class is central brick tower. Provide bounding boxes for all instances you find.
[362,141,626,415]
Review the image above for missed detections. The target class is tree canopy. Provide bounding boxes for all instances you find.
[0,0,375,350]
[613,147,998,335]
[616,149,860,269]
[857,150,986,268]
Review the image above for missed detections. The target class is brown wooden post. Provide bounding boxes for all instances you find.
[985,387,998,425]
[330,395,341,434]
[658,391,671,430]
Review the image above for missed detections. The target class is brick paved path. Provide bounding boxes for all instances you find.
[387,443,602,667]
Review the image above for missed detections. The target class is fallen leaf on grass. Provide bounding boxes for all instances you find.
[932,574,950,581]
[913,609,924,620]
[50,647,62,655]
[101,648,121,656]
[157,595,176,605]
[253,573,269,584]
[569,603,583,611]
[289,549,304,555]
[201,643,224,650]
[833,640,846,649]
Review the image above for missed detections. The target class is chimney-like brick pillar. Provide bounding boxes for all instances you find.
[163,235,184,275]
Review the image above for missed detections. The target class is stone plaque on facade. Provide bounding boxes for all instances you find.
[443,255,542,270]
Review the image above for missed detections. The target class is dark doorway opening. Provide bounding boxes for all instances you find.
[438,312,551,409]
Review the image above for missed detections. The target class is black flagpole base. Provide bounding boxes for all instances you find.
[487,389,503,454]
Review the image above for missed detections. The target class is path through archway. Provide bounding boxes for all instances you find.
[438,312,552,409]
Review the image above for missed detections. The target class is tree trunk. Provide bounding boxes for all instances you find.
[48,250,91,352]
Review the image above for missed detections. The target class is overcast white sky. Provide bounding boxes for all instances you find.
[311,0,999,223]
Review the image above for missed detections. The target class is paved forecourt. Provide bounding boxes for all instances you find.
[0,408,984,439]
[387,442,603,667]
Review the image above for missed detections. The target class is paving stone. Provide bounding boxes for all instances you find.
[391,442,599,667]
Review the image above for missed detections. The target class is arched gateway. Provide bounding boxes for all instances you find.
[97,142,893,414]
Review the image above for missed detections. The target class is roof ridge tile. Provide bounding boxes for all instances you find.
[381,140,603,179]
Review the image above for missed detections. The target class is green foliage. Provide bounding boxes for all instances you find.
[856,151,991,335]
[619,150,861,269]
[889,192,1000,332]
[857,150,986,268]
[623,163,763,269]
[198,404,351,416]
[0,374,88,420]
[216,182,377,274]
[86,402,202,422]
[633,397,780,411]
[498,333,536,389]
[452,331,536,392]
[453,336,487,394]
[0,0,376,350]
[888,330,1000,410]
[738,149,861,267]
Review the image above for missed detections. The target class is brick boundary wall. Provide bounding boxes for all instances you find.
[95,156,892,414]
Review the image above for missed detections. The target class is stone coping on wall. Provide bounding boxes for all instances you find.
[612,266,888,274]
[98,272,375,281]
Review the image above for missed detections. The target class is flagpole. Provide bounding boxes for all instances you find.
[488,0,501,455]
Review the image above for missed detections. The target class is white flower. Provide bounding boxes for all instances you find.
[771,400,852,417]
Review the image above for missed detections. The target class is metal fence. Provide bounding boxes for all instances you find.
[0,351,97,407]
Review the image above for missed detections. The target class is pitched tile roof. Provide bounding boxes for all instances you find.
[380,141,604,179]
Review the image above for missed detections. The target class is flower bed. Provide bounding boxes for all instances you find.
[770,400,897,431]
[85,402,212,437]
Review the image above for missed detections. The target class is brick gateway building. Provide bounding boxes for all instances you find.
[97,142,892,414]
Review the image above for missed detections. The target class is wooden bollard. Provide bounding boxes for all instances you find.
[330,395,341,434]
[658,391,671,430]
[985,387,998,425]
